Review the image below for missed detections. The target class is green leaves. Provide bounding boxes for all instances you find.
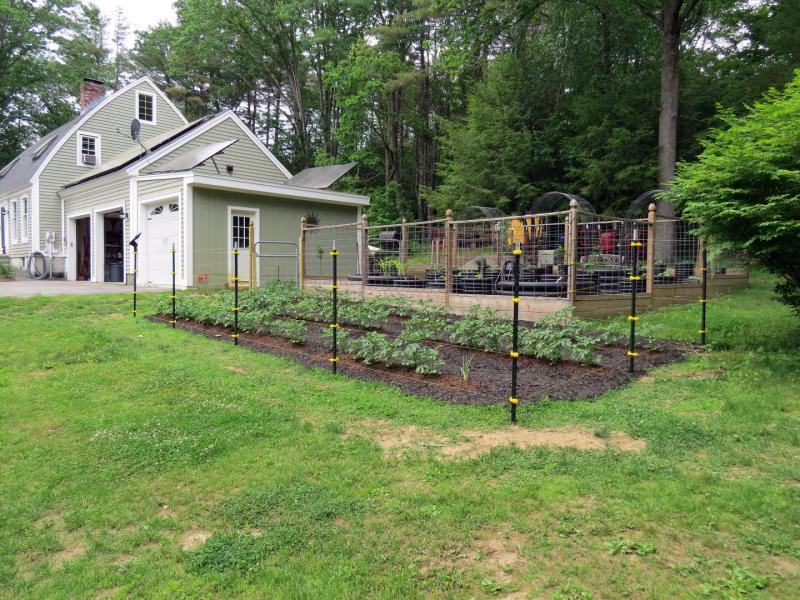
[670,71,800,313]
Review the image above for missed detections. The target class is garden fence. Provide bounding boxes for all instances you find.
[298,201,747,320]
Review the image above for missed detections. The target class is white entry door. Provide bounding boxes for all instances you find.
[229,210,254,284]
[143,202,180,285]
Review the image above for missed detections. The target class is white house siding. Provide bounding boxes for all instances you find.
[0,185,33,266]
[136,178,186,283]
[142,116,288,184]
[61,174,130,281]
[37,80,186,253]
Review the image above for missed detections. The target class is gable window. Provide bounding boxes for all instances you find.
[11,200,18,243]
[136,91,156,123]
[21,197,28,242]
[76,131,100,166]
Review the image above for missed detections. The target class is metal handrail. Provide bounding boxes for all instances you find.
[254,240,299,284]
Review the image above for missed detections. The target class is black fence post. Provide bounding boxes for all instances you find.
[509,243,521,423]
[128,233,141,318]
[329,241,339,373]
[700,245,708,346]
[628,232,642,373]
[171,244,176,328]
[232,244,240,346]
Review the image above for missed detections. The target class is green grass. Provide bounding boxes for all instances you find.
[0,273,798,598]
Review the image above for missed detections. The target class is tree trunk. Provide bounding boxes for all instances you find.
[658,0,683,185]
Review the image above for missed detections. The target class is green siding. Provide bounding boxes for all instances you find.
[192,186,359,287]
[143,116,289,185]
[37,81,186,250]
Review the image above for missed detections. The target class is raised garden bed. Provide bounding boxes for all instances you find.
[149,285,687,405]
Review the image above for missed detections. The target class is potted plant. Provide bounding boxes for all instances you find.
[675,260,694,280]
[369,257,399,286]
[394,261,426,288]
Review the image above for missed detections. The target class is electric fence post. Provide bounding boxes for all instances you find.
[128,233,141,318]
[628,228,642,373]
[329,241,339,373]
[170,244,177,328]
[699,245,708,346]
[232,242,240,346]
[509,241,522,423]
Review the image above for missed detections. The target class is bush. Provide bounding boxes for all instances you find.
[669,70,800,314]
[0,264,12,279]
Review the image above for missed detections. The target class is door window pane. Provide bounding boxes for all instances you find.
[232,215,250,249]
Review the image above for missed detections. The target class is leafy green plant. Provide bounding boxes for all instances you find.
[0,263,12,279]
[343,332,443,374]
[446,305,511,352]
[376,257,397,276]
[459,355,473,381]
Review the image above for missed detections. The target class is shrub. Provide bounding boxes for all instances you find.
[670,71,800,314]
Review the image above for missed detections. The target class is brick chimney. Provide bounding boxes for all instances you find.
[79,78,105,110]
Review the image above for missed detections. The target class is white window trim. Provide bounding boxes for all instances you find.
[135,90,157,125]
[10,200,18,244]
[76,131,102,167]
[21,196,28,242]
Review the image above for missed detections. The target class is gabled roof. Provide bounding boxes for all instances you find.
[0,77,187,196]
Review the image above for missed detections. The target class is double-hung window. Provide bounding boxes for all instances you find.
[137,91,155,123]
[11,200,18,243]
[21,197,28,242]
[77,132,100,166]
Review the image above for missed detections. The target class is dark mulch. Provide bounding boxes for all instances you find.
[146,315,689,405]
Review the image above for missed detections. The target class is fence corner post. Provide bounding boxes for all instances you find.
[646,202,656,295]
[298,216,306,291]
[567,199,578,303]
[444,209,454,309]
[360,213,369,300]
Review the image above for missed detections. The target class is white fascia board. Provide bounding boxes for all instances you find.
[30,76,164,183]
[189,174,370,207]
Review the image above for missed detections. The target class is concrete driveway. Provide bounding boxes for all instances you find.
[0,278,162,298]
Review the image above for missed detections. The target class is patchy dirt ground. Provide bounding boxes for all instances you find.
[149,315,686,405]
[350,419,645,459]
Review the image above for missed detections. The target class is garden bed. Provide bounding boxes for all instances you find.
[146,310,687,405]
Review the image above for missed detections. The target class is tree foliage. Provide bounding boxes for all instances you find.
[670,71,800,312]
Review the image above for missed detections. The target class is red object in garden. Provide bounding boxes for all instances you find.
[600,231,617,252]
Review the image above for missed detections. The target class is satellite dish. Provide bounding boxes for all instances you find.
[130,118,141,140]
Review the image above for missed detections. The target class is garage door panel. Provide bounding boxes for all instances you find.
[143,203,179,285]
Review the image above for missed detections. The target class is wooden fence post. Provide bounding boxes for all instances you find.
[445,209,454,309]
[298,216,306,291]
[400,218,408,264]
[646,202,656,294]
[360,213,369,300]
[567,199,578,303]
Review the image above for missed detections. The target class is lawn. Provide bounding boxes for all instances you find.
[0,274,798,599]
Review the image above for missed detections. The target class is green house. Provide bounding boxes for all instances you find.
[0,77,367,287]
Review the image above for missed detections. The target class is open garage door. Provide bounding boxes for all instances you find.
[142,202,180,285]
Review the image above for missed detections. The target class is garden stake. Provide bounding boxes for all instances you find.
[699,246,708,346]
[128,233,141,318]
[232,243,240,346]
[329,241,339,373]
[628,231,642,373]
[171,244,176,328]
[510,242,522,423]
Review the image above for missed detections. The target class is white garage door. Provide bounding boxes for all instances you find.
[143,202,180,285]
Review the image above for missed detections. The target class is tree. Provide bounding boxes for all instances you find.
[0,0,112,166]
[669,71,800,313]
[111,6,131,89]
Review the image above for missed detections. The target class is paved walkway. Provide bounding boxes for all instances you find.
[0,278,162,298]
